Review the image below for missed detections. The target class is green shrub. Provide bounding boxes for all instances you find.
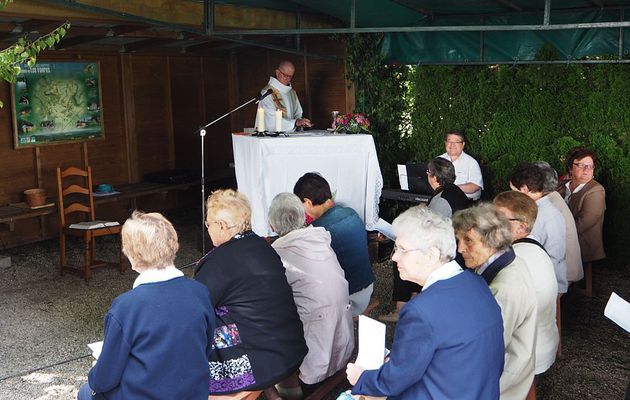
[344,34,630,259]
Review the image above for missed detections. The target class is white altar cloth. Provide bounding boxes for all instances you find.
[232,132,384,237]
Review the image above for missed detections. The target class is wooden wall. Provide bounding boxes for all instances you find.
[0,36,348,248]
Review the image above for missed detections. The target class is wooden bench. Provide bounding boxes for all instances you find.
[304,369,349,400]
[0,172,234,248]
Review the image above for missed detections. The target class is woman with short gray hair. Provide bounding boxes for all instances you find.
[346,206,504,399]
[534,161,584,284]
[268,193,354,395]
[452,203,537,400]
[426,157,470,218]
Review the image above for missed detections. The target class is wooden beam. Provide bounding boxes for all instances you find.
[57,35,104,49]
[3,1,340,31]
[122,37,179,52]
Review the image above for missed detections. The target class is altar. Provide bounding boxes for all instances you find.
[232,132,383,236]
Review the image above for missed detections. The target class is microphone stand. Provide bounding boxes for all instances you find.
[195,92,269,255]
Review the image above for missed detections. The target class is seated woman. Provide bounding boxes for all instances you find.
[380,158,470,323]
[268,193,354,397]
[78,211,216,400]
[195,189,308,400]
[347,207,504,399]
[557,147,606,297]
[427,157,470,218]
[452,204,537,400]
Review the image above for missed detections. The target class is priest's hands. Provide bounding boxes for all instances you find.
[296,118,313,128]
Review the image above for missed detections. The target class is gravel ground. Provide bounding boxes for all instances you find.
[0,208,628,399]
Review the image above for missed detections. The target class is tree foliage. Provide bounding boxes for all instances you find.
[344,34,630,258]
[341,33,411,187]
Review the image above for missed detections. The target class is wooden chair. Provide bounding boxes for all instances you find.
[56,166,125,281]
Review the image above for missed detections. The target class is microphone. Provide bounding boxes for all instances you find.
[256,89,273,102]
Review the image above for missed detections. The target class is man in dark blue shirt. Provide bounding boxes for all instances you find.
[294,172,374,316]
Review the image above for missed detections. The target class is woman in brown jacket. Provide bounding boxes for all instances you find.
[557,147,606,297]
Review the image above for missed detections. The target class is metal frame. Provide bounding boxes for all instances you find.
[38,0,629,63]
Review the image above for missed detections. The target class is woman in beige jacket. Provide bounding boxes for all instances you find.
[557,147,606,297]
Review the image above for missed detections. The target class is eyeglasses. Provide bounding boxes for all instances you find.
[445,140,464,145]
[393,243,424,255]
[573,162,595,171]
[277,69,294,79]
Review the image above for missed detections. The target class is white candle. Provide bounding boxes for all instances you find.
[257,107,265,132]
[275,109,282,132]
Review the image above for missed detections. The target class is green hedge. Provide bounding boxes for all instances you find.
[344,35,630,259]
[407,63,630,258]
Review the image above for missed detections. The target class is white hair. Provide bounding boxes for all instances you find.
[268,192,306,236]
[392,206,456,261]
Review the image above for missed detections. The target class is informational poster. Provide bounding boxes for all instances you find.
[11,61,104,148]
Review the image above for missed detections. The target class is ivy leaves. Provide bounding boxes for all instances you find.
[0,22,71,83]
[0,21,70,106]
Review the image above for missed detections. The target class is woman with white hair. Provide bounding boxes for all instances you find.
[452,204,537,400]
[78,211,215,400]
[347,206,504,400]
[268,192,354,397]
[195,189,307,400]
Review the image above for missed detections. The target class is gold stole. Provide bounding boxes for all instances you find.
[263,85,298,119]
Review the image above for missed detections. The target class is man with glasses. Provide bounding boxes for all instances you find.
[439,130,483,201]
[256,60,312,132]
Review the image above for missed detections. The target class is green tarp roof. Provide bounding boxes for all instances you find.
[215,0,630,63]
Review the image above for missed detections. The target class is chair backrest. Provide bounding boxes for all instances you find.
[56,166,96,228]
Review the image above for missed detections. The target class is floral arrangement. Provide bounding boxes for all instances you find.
[332,112,371,134]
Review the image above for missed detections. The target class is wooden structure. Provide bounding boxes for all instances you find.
[0,1,353,248]
[56,166,124,280]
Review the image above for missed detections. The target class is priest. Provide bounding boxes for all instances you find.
[256,60,312,132]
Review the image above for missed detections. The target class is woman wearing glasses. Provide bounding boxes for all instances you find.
[195,189,308,400]
[347,206,504,400]
[557,147,606,297]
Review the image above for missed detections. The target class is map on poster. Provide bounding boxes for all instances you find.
[11,61,104,148]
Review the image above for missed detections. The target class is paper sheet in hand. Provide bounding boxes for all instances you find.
[604,292,630,334]
[355,315,386,370]
[88,341,103,360]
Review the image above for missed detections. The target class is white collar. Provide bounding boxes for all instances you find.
[422,260,463,291]
[475,250,505,276]
[133,266,184,289]
[564,181,586,202]
[268,76,292,94]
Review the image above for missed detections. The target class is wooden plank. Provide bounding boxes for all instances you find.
[120,53,138,182]
[131,55,172,178]
[1,1,340,30]
[164,56,176,170]
[171,56,204,172]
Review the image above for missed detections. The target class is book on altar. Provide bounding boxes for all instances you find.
[69,220,120,230]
